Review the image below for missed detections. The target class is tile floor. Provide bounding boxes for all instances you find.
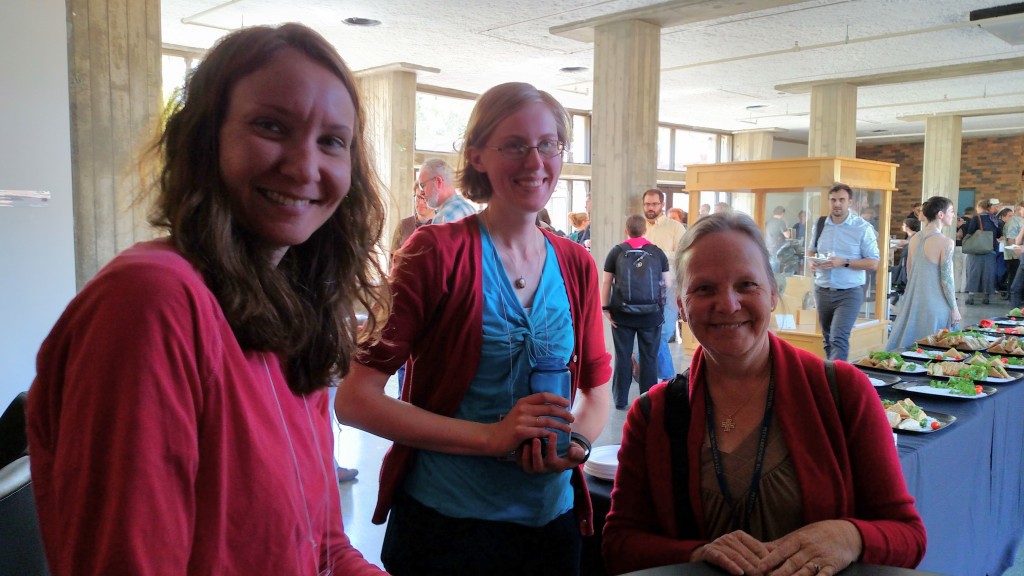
[331,291,1013,570]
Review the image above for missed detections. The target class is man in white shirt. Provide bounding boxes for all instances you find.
[642,188,686,380]
[418,158,476,224]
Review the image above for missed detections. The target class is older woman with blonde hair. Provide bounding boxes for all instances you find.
[338,82,611,575]
[603,212,925,575]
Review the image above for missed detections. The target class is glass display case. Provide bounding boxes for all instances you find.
[683,157,897,359]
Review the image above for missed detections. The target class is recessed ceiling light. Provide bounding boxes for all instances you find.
[745,104,768,110]
[343,17,380,27]
[560,66,588,73]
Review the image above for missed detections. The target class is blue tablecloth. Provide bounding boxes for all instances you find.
[878,368,1024,575]
[586,369,1024,576]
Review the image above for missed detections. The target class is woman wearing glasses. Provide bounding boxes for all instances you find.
[337,82,611,575]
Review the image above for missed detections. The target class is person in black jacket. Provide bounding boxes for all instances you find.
[601,215,671,410]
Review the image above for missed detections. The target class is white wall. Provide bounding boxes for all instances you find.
[0,0,76,405]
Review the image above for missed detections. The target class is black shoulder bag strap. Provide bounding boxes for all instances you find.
[663,371,698,538]
[812,216,828,254]
[824,359,840,415]
[638,370,698,538]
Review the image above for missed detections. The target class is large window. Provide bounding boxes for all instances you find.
[161,53,199,106]
[657,125,729,171]
[415,92,474,153]
[568,113,589,164]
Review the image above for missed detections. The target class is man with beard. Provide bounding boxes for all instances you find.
[808,183,880,361]
[417,157,476,224]
[642,189,685,380]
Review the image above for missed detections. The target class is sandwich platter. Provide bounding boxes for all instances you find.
[881,398,956,434]
[853,352,926,375]
[583,445,619,481]
[901,349,1024,372]
[892,381,997,400]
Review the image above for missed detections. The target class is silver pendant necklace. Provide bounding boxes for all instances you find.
[261,353,333,576]
[482,209,533,290]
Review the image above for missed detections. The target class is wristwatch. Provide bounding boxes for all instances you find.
[570,432,592,463]
[844,259,851,268]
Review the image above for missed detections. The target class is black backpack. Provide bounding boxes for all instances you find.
[610,243,665,315]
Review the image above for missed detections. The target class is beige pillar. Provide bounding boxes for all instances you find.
[923,115,963,235]
[590,19,660,263]
[733,130,776,161]
[67,0,162,289]
[357,66,419,258]
[807,83,857,158]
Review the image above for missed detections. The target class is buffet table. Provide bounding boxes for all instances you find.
[585,363,1024,576]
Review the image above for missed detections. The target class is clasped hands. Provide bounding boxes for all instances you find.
[691,520,862,576]
[491,393,585,474]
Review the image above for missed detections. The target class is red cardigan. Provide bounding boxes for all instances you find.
[602,334,926,575]
[358,215,612,533]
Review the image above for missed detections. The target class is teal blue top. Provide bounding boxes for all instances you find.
[405,225,575,526]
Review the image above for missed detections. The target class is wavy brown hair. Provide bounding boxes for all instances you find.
[147,24,389,394]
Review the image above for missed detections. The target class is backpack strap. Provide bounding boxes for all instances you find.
[812,216,828,254]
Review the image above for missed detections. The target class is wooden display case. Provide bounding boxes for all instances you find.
[680,156,897,359]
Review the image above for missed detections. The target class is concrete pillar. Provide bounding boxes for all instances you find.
[733,130,776,161]
[67,0,162,288]
[808,83,857,158]
[357,67,418,254]
[924,115,963,260]
[590,19,660,264]
[923,116,964,212]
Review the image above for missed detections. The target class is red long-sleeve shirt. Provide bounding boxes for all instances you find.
[28,240,383,576]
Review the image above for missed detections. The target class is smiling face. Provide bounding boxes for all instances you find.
[218,48,355,265]
[467,101,562,216]
[679,230,777,365]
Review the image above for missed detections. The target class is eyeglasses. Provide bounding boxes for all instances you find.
[487,140,565,160]
[414,177,434,192]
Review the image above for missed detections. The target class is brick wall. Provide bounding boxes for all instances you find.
[858,135,1024,231]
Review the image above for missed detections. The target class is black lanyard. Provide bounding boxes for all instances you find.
[704,364,775,534]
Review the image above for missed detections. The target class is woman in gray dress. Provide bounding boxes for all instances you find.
[886,196,961,351]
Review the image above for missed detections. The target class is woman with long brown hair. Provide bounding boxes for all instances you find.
[28,24,388,575]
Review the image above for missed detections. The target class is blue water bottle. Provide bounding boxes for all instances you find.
[528,356,571,457]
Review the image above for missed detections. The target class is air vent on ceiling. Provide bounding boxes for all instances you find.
[970,2,1024,45]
